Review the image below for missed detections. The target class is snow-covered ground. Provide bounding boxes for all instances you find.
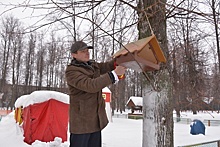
[1,110,220,147]
[1,90,220,147]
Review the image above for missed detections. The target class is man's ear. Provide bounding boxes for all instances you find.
[71,53,77,58]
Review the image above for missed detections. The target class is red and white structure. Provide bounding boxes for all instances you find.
[102,87,112,122]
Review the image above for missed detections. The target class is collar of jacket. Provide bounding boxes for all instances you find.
[71,59,95,70]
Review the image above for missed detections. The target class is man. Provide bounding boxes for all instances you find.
[65,41,126,147]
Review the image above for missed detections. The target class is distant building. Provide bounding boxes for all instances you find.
[126,96,143,113]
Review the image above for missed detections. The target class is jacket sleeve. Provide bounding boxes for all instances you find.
[65,65,113,93]
[97,59,116,75]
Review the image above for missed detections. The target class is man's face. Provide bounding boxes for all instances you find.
[72,48,90,62]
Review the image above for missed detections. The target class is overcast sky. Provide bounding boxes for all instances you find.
[0,0,53,30]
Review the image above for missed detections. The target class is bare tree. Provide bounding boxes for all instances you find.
[24,33,36,90]
[0,16,22,107]
[167,0,217,114]
[10,22,24,109]
[205,0,220,72]
[35,32,46,89]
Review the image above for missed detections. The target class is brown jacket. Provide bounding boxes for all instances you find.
[65,59,115,134]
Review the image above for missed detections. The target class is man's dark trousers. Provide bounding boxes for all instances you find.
[70,131,101,147]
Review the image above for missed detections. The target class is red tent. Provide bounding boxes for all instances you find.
[14,88,111,145]
[15,90,69,145]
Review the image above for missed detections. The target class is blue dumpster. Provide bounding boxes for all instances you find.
[190,119,205,135]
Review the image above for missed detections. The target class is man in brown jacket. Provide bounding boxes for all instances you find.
[65,41,126,147]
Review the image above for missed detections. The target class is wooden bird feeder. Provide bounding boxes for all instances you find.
[113,34,166,72]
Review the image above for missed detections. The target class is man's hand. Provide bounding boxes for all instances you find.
[114,66,126,75]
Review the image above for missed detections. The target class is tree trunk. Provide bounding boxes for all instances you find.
[143,88,172,147]
[138,0,173,146]
[172,48,181,121]
[211,0,220,73]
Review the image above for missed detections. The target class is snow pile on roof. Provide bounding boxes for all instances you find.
[14,90,69,108]
[102,87,111,93]
[127,96,143,106]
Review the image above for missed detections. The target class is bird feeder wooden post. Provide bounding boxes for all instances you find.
[113,35,166,72]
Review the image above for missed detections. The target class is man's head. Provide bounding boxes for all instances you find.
[71,41,93,62]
